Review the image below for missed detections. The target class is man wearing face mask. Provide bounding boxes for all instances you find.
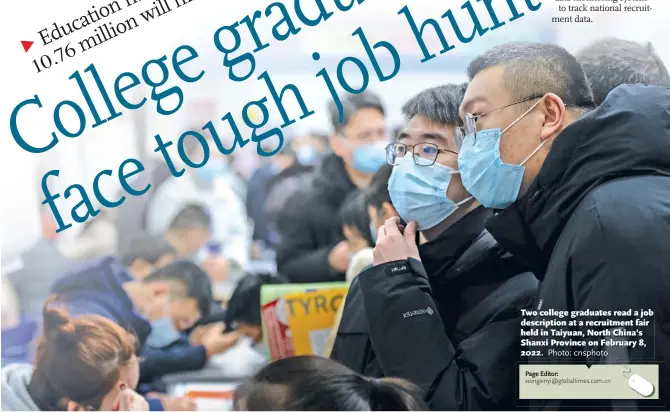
[353,84,538,410]
[276,91,389,283]
[455,42,670,409]
[50,259,241,410]
[146,136,250,301]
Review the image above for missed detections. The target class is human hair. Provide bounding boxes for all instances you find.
[225,273,288,328]
[366,165,393,211]
[168,204,211,232]
[401,84,467,126]
[233,356,427,411]
[328,90,385,132]
[576,38,670,105]
[143,260,213,317]
[120,234,176,267]
[340,191,374,247]
[28,300,137,411]
[467,42,595,113]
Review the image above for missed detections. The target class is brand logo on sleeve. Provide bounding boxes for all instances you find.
[403,306,434,319]
[391,265,407,273]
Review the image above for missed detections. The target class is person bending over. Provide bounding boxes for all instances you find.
[2,302,148,411]
[50,259,241,409]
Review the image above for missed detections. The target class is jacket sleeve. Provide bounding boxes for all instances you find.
[275,197,340,283]
[139,343,208,381]
[358,259,521,410]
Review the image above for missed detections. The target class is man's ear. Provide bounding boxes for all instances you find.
[540,93,567,142]
[330,134,347,157]
[381,201,399,220]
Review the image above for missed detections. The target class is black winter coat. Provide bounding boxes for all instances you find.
[486,84,670,409]
[276,154,357,283]
[333,206,538,410]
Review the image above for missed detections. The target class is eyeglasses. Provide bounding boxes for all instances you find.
[386,142,458,167]
[454,95,544,149]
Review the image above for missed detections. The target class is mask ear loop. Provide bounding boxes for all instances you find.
[498,99,547,167]
[501,99,543,135]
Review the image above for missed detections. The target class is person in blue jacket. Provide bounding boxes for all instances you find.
[50,258,241,410]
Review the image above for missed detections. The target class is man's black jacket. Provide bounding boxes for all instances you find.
[333,206,538,409]
[276,154,356,283]
[486,84,670,409]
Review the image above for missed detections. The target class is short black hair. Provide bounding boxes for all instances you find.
[576,38,670,105]
[168,204,211,232]
[467,42,595,112]
[144,260,213,316]
[366,164,393,211]
[234,356,427,411]
[339,191,374,247]
[401,84,467,126]
[328,90,385,132]
[224,273,287,327]
[120,235,176,267]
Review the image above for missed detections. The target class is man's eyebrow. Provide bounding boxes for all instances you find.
[460,95,487,116]
[419,132,445,141]
[397,131,409,140]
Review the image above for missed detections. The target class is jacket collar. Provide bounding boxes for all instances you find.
[420,206,494,281]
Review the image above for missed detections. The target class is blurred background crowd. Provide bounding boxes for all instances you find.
[1,0,669,410]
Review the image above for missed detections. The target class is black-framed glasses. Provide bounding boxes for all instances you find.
[455,94,544,149]
[386,142,458,167]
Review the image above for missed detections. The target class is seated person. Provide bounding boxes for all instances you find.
[49,259,241,409]
[234,355,427,411]
[224,273,288,353]
[1,302,151,411]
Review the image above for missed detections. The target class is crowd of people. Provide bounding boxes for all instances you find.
[2,36,670,411]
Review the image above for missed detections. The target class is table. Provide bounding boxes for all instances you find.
[165,339,267,411]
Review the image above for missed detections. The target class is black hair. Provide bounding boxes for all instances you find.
[328,90,385,132]
[401,84,467,126]
[224,273,288,328]
[120,234,176,267]
[144,260,212,317]
[366,165,393,211]
[233,356,427,411]
[467,42,595,112]
[576,38,670,105]
[168,204,211,232]
[339,191,374,247]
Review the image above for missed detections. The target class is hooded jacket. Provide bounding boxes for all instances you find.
[335,206,538,409]
[486,84,670,409]
[276,154,357,282]
[50,258,207,390]
[1,364,40,411]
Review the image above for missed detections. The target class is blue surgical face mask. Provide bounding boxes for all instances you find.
[352,141,388,174]
[146,316,181,348]
[457,101,546,209]
[296,146,320,166]
[388,154,472,230]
